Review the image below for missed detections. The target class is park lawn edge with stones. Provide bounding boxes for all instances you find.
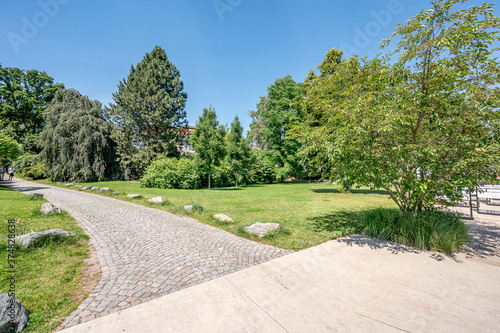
[33,179,400,251]
[0,185,96,333]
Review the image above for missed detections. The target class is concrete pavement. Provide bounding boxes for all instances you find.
[60,233,500,332]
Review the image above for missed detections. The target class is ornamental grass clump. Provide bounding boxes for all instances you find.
[362,208,469,254]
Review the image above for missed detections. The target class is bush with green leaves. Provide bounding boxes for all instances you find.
[140,157,201,189]
[21,164,47,180]
[249,149,275,184]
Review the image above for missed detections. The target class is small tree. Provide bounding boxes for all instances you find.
[0,130,20,160]
[227,115,251,187]
[38,89,120,182]
[190,106,226,189]
[108,46,188,179]
[294,0,500,212]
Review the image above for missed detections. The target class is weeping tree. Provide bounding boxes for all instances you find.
[108,46,188,180]
[38,89,120,182]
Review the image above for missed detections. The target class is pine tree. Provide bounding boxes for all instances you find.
[38,89,120,182]
[190,106,226,189]
[108,46,188,179]
[227,115,251,187]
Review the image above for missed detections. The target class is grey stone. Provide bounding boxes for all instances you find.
[100,187,110,192]
[82,185,92,190]
[74,185,83,188]
[111,192,119,195]
[214,214,234,223]
[65,183,74,187]
[40,203,61,215]
[148,197,164,204]
[245,222,281,237]
[14,229,75,248]
[0,293,29,333]
[56,182,64,185]
[91,187,100,191]
[184,205,193,212]
[127,194,142,199]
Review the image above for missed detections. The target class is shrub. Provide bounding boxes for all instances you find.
[249,150,275,184]
[361,208,470,254]
[140,157,201,189]
[22,164,47,180]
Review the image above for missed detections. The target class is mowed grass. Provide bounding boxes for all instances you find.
[0,185,90,332]
[37,180,397,250]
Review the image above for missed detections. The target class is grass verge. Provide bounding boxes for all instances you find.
[0,185,91,332]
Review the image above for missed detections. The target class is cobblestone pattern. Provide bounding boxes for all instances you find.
[5,179,293,328]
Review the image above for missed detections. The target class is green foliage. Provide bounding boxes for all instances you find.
[185,202,204,213]
[0,66,63,151]
[38,89,120,182]
[0,129,20,160]
[361,208,470,254]
[248,75,304,176]
[294,0,500,212]
[108,46,188,180]
[227,115,252,187]
[190,106,226,189]
[140,157,201,189]
[13,153,37,173]
[248,149,275,184]
[21,164,47,180]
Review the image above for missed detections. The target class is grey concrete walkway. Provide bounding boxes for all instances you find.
[58,233,500,332]
[3,178,292,328]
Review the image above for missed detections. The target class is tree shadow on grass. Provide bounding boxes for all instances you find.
[308,211,363,233]
[310,188,388,195]
[211,187,244,191]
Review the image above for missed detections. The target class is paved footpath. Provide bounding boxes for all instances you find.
[3,178,292,328]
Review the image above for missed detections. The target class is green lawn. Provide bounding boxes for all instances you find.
[0,185,91,332]
[37,180,397,250]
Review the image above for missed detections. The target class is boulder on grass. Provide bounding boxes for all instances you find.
[99,187,110,192]
[0,293,29,333]
[127,194,142,199]
[56,182,64,185]
[184,205,193,212]
[14,229,75,248]
[82,185,92,190]
[40,203,61,215]
[65,183,73,187]
[214,214,234,223]
[74,185,83,188]
[245,222,281,237]
[148,197,164,204]
[91,187,100,191]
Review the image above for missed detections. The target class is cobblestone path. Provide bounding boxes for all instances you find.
[5,179,292,328]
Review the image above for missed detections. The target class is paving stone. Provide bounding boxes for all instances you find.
[4,178,293,330]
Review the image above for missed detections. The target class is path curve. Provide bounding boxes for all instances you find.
[3,178,292,328]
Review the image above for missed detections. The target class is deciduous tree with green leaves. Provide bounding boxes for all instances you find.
[0,65,63,151]
[190,106,226,189]
[227,115,251,187]
[248,75,304,178]
[108,46,188,179]
[294,0,500,212]
[38,89,120,182]
[0,130,20,160]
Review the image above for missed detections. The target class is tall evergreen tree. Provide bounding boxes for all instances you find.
[108,46,188,179]
[190,106,226,189]
[38,89,120,182]
[227,115,251,187]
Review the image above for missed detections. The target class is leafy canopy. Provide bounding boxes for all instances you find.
[293,0,500,212]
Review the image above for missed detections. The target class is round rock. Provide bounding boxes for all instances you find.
[40,202,61,215]
[245,222,281,237]
[214,214,234,223]
[148,196,164,204]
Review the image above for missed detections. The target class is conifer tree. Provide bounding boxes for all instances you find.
[38,89,120,182]
[108,46,188,179]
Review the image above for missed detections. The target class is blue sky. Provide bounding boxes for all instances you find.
[1,0,498,132]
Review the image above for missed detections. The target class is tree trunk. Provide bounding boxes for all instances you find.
[208,174,211,190]
[235,177,238,188]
